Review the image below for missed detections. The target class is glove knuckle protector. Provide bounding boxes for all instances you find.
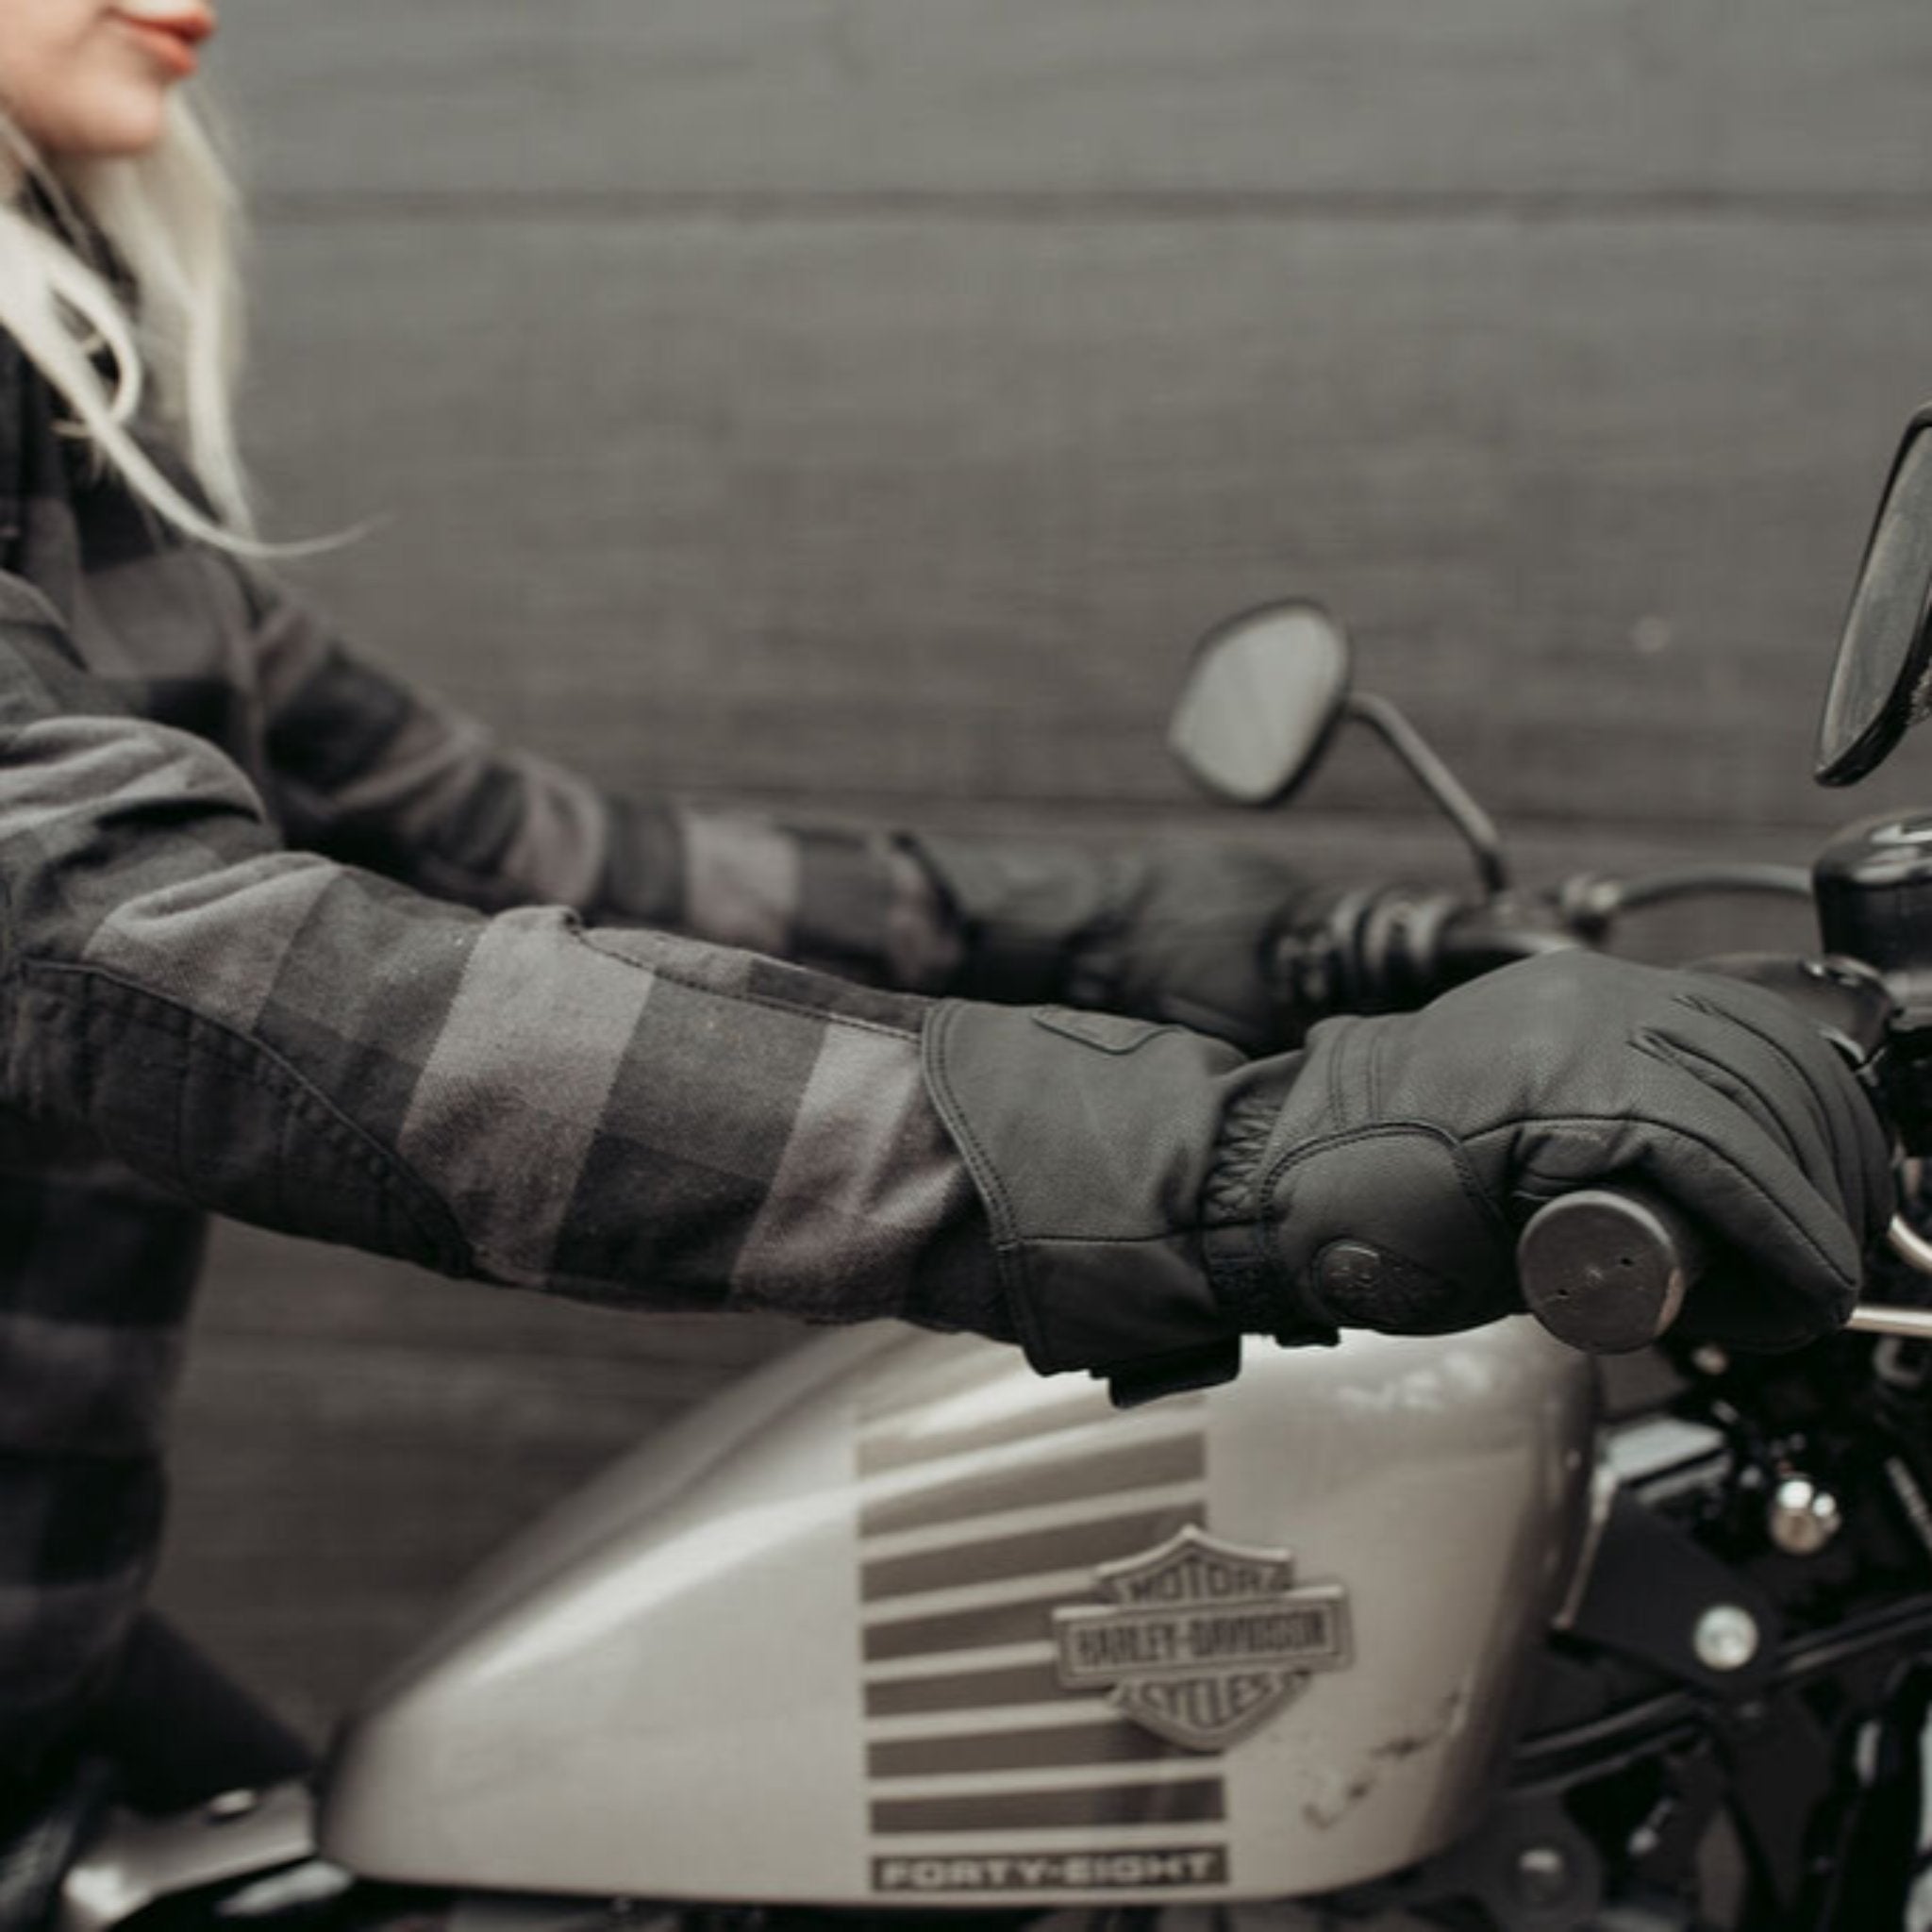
[1239,1124,1516,1335]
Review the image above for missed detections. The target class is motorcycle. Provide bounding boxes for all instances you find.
[56,408,1932,1932]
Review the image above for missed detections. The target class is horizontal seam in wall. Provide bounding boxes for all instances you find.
[252,188,1932,229]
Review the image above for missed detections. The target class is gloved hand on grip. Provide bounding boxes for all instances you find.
[923,951,1893,1389]
[908,831,1317,1053]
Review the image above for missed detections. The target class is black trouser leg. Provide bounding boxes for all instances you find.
[81,1616,315,1815]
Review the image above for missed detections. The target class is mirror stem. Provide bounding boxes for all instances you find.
[1345,692,1510,895]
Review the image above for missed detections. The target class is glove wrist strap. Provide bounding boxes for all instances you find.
[1202,1086,1341,1348]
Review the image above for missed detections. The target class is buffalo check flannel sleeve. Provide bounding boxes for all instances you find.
[245,573,965,991]
[0,575,1009,1339]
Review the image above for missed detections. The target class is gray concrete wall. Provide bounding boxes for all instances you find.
[153,3,1932,1740]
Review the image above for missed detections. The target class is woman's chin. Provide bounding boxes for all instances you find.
[28,84,176,161]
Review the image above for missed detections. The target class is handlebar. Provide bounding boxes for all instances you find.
[1516,1185,1932,1352]
[1516,1189,1707,1354]
[1269,865,1815,1031]
[1277,869,1932,1354]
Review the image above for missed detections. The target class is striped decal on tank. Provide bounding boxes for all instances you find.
[863,1591,1076,1665]
[855,1341,1230,1879]
[859,1437,1205,1538]
[869,1720,1182,1778]
[863,1507,1207,1602]
[864,1662,1068,1717]
[873,1778,1225,1836]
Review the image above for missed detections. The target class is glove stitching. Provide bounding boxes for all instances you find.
[1673,989,1839,1154]
[1260,1122,1516,1255]
[920,1006,1055,1370]
[1203,1091,1318,1337]
[1321,1023,1367,1124]
[1677,986,1889,1236]
[1630,1031,1807,1169]
[1203,1091,1278,1224]
[1258,1121,1515,1330]
[1363,1019,1389,1118]
[923,1008,1015,1242]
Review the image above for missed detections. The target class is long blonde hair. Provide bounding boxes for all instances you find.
[0,94,255,548]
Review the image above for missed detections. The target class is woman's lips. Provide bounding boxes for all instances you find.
[110,5,216,77]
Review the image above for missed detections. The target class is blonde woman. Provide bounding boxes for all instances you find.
[0,0,1888,1888]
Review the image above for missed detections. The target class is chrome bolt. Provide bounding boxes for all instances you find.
[1513,1843,1573,1907]
[1769,1475,1843,1557]
[1693,1604,1760,1673]
[1690,1343,1730,1377]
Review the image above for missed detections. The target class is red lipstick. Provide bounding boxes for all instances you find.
[111,5,216,78]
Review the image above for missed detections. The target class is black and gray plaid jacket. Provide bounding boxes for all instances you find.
[0,332,1015,1777]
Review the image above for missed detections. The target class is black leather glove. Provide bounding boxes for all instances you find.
[924,952,1892,1383]
[908,832,1314,1053]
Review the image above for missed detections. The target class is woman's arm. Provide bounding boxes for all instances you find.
[3,572,1885,1386]
[246,574,965,986]
[0,571,1004,1338]
[246,575,1324,1045]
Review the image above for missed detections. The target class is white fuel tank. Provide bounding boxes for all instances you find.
[319,1319,1597,1910]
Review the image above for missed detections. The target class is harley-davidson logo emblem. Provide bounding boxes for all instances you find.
[1053,1526,1352,1752]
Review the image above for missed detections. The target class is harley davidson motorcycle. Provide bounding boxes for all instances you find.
[56,409,1932,1932]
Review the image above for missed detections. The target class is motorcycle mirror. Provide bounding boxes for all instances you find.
[1816,407,1932,786]
[1168,600,1353,805]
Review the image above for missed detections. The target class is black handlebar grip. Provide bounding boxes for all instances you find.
[1516,1188,1710,1354]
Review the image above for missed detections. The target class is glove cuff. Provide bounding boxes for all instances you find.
[922,1000,1331,1391]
